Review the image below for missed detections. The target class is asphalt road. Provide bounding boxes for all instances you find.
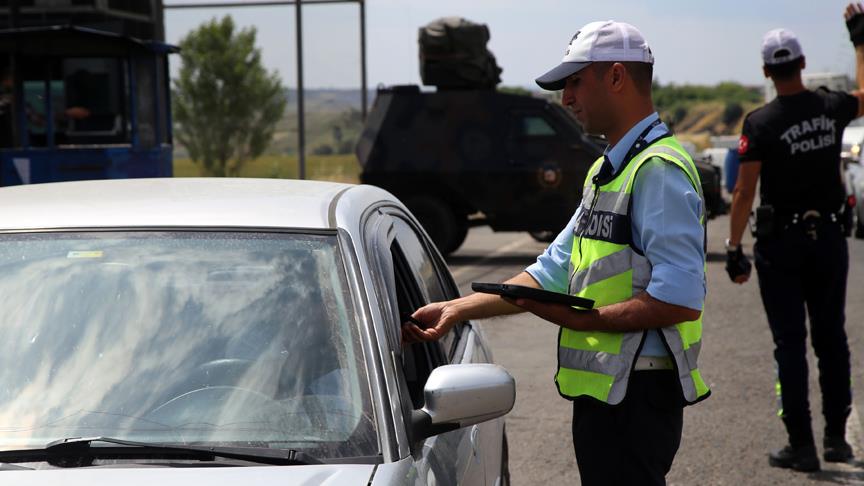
[445,215,864,485]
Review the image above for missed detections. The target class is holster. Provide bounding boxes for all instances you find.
[752,205,775,239]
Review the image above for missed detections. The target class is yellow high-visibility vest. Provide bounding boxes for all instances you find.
[557,135,710,405]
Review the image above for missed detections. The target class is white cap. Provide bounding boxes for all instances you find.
[761,28,803,66]
[536,20,654,91]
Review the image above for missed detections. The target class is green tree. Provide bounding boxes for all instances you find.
[172,16,286,176]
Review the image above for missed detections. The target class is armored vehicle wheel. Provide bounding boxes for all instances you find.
[405,196,468,255]
[529,231,556,243]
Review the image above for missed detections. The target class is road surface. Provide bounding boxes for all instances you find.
[445,215,864,485]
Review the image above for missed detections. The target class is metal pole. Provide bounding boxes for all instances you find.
[163,0,366,177]
[359,0,367,120]
[9,0,19,147]
[165,0,350,8]
[295,0,306,180]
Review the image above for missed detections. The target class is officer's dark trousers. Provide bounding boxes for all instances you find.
[754,223,851,447]
[571,370,683,486]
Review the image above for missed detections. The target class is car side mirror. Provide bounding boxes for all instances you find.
[410,364,515,442]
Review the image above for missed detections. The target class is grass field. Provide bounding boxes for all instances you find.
[173,154,361,184]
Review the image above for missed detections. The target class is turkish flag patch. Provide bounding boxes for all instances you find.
[738,135,749,155]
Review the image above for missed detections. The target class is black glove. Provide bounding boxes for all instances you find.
[847,7,864,46]
[725,245,752,282]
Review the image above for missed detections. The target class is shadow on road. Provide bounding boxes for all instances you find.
[706,251,726,263]
[706,251,754,263]
[452,252,740,265]
[446,254,538,267]
[806,460,864,483]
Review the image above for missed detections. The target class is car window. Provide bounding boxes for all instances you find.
[20,56,129,147]
[390,239,449,409]
[390,216,457,352]
[520,115,558,137]
[391,217,447,302]
[0,231,377,460]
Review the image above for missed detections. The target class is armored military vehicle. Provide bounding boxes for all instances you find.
[357,17,724,255]
[357,85,604,254]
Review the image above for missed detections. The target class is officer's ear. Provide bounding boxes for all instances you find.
[609,62,626,92]
[799,56,806,71]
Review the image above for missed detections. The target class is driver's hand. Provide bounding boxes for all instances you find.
[401,301,460,343]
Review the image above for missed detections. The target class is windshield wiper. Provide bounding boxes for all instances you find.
[0,436,323,468]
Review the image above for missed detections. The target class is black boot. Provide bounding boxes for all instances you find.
[768,444,820,472]
[823,437,853,463]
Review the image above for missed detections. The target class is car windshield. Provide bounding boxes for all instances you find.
[0,231,377,460]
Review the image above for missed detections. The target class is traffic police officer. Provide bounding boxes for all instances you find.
[726,5,864,471]
[403,20,709,486]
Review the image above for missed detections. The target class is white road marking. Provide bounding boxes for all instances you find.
[847,403,864,458]
[450,235,535,282]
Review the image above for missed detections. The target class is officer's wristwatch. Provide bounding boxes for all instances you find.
[724,238,740,252]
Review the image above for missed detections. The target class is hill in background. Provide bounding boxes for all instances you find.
[652,81,763,148]
[173,82,764,177]
[173,88,375,161]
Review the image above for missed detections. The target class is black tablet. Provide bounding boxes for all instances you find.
[471,282,595,309]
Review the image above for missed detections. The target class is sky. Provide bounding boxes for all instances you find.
[164,0,861,90]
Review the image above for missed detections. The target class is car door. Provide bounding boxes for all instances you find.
[392,216,486,486]
[416,222,506,486]
[386,209,507,486]
[362,205,481,485]
[363,203,509,485]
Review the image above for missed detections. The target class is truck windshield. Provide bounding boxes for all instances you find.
[0,231,377,461]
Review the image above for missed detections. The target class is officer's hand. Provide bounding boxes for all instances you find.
[846,3,864,46]
[725,245,752,284]
[401,301,460,343]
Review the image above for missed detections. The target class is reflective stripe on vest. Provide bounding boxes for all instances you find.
[556,136,710,405]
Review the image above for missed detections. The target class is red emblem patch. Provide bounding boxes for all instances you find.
[738,135,749,155]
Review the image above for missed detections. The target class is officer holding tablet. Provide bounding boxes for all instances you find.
[402,20,708,486]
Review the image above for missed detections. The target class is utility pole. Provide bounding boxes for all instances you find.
[295,0,306,179]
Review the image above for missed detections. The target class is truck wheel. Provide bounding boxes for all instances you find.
[405,196,467,255]
[529,231,556,243]
[449,218,469,253]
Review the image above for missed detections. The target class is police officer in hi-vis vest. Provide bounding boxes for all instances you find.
[403,20,709,486]
[725,4,864,473]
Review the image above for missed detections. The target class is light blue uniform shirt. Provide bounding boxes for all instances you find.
[525,112,705,357]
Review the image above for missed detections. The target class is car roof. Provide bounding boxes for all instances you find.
[0,178,397,231]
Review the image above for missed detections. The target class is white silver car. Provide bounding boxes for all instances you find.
[0,178,514,485]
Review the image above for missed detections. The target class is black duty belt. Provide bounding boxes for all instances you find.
[778,209,841,225]
[780,209,842,241]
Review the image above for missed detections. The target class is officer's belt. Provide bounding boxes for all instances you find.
[780,209,841,226]
[633,355,674,371]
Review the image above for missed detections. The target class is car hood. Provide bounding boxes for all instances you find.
[0,464,376,485]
